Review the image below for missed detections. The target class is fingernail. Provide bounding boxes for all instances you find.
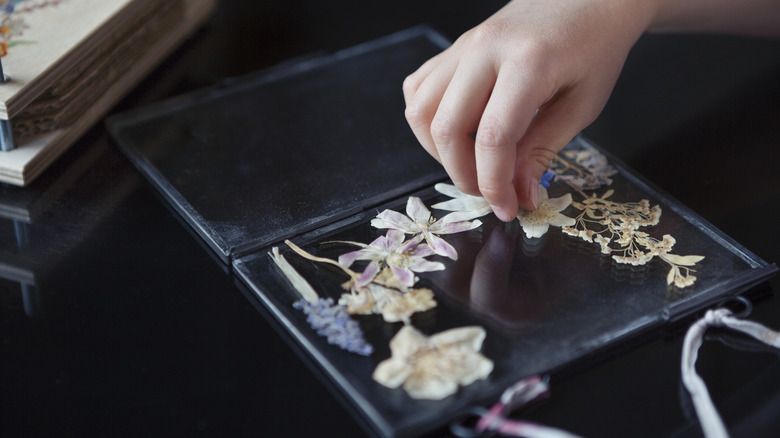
[528,180,539,210]
[491,204,513,222]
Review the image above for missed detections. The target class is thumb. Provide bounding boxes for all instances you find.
[512,89,600,210]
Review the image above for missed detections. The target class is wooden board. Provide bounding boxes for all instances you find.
[0,0,216,186]
[0,0,144,119]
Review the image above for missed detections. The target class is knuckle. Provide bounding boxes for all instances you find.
[430,113,456,146]
[404,101,428,128]
[402,74,420,96]
[475,120,511,154]
[468,21,504,47]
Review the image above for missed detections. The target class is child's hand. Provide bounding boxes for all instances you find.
[403,0,655,221]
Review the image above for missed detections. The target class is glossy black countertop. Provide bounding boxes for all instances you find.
[2,2,780,437]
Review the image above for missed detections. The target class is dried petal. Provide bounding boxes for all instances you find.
[373,358,411,388]
[426,232,459,260]
[373,209,417,232]
[432,184,494,219]
[667,266,677,286]
[357,260,381,287]
[406,196,432,224]
[545,193,573,213]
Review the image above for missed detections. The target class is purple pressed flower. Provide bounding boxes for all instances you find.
[370,197,482,260]
[293,298,373,356]
[338,230,445,288]
[540,171,555,188]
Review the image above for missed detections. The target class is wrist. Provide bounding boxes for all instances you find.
[648,0,780,36]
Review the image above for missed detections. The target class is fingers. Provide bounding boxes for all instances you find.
[430,52,496,197]
[474,60,551,220]
[403,52,458,163]
[404,27,607,222]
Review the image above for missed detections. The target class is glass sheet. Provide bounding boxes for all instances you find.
[108,26,448,262]
[233,136,775,437]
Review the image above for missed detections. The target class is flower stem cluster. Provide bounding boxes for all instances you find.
[562,190,702,287]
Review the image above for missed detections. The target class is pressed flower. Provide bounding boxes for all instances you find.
[372,196,482,260]
[281,240,436,323]
[372,325,493,400]
[550,146,617,190]
[660,253,705,288]
[293,298,373,356]
[337,230,444,288]
[269,247,373,356]
[340,284,436,324]
[516,186,576,238]
[431,183,493,220]
[539,171,555,188]
[613,252,652,266]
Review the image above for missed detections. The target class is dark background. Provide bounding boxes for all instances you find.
[2,1,779,436]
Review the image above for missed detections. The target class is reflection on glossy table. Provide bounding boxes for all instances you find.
[2,2,779,437]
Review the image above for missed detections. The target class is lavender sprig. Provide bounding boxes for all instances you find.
[293,298,374,356]
[270,246,373,356]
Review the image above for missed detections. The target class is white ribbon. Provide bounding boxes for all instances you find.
[681,308,780,438]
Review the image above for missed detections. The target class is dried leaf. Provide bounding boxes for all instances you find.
[662,254,705,266]
[269,247,319,303]
[667,266,677,285]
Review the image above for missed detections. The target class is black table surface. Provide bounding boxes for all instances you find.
[2,2,779,437]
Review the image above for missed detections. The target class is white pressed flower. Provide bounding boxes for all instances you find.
[431,183,494,220]
[516,186,576,238]
[372,325,493,400]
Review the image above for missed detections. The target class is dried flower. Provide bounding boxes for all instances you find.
[282,240,437,323]
[660,253,705,288]
[516,186,576,238]
[539,171,555,188]
[562,190,704,288]
[269,247,373,356]
[372,196,482,260]
[594,234,612,254]
[337,230,444,288]
[431,183,493,220]
[340,283,436,324]
[293,298,373,356]
[552,147,618,190]
[373,325,493,400]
